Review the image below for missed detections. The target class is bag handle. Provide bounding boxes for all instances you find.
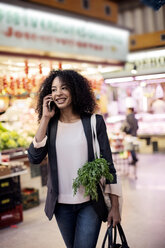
[117,223,129,247]
[101,225,112,248]
[91,114,100,159]
[101,224,117,248]
[102,223,129,248]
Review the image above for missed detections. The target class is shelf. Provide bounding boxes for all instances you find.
[0,169,28,180]
[1,148,28,161]
[0,93,37,98]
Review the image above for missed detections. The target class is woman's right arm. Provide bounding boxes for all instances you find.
[35,116,50,143]
[35,94,55,142]
[28,95,55,164]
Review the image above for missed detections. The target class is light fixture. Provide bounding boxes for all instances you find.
[105,77,134,84]
[135,73,165,80]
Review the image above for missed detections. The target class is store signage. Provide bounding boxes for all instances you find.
[0,3,129,61]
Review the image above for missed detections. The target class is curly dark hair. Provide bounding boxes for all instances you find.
[36,69,97,121]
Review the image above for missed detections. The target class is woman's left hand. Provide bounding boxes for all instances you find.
[107,205,121,227]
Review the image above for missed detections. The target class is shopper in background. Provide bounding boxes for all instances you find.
[121,107,139,178]
[28,70,121,248]
[126,108,138,164]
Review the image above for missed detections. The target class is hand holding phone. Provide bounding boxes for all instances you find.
[43,95,56,118]
[48,100,55,112]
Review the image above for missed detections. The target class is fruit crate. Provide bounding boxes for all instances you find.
[0,191,22,212]
[0,193,16,212]
[0,204,23,228]
[22,188,40,210]
[0,177,20,195]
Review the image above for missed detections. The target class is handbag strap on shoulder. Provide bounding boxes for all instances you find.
[91,114,100,159]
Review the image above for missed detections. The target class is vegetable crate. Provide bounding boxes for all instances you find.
[21,188,40,210]
[0,177,20,194]
[0,177,22,212]
[0,204,23,229]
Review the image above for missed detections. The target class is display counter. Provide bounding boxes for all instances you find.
[106,113,165,153]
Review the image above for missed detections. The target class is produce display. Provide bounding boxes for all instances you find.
[0,122,28,150]
[0,98,38,151]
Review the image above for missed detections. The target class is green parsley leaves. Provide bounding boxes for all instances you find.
[72,158,113,201]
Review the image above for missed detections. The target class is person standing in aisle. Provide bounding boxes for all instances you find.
[126,108,139,165]
[28,70,121,248]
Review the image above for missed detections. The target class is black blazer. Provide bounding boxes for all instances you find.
[28,114,117,220]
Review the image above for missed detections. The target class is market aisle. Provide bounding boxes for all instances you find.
[1,153,165,248]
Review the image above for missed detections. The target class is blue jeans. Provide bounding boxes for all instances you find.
[130,150,138,163]
[54,201,102,248]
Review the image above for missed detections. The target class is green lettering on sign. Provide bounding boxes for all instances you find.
[6,10,13,24]
[40,19,45,30]
[22,15,28,27]
[47,20,53,32]
[77,27,86,38]
[31,17,37,28]
[88,31,95,40]
[62,25,70,35]
[13,12,20,25]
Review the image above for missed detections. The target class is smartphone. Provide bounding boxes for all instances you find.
[48,100,55,112]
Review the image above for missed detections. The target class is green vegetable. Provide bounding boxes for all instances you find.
[72,158,113,201]
[0,122,8,132]
[0,132,10,142]
[0,123,30,150]
[17,137,28,147]
[10,131,19,140]
[6,139,17,149]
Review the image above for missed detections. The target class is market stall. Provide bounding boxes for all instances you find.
[102,48,165,154]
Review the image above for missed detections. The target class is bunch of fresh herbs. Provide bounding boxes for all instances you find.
[72,158,113,201]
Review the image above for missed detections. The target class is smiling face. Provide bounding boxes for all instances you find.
[51,76,72,111]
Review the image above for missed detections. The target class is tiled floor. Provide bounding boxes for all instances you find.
[1,153,165,248]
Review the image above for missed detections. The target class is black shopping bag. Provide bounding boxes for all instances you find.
[102,223,129,248]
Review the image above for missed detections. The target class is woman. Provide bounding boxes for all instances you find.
[28,70,121,248]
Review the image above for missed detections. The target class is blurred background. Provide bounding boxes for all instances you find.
[0,0,165,247]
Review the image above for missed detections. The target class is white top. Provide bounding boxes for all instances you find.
[56,120,90,204]
[33,119,122,205]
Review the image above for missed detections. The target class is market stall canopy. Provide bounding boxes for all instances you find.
[0,3,129,62]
